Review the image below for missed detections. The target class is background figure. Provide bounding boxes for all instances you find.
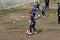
[36,2,40,11]
[32,5,37,17]
[45,0,50,9]
[28,12,37,35]
[41,4,46,16]
[58,3,60,24]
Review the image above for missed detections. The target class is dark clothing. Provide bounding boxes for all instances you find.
[42,11,46,16]
[36,4,40,8]
[33,13,35,16]
[58,8,60,10]
[45,0,50,9]
[42,5,46,16]
[58,4,60,10]
[58,10,60,16]
[58,4,60,23]
[32,7,37,16]
[58,10,60,23]
[58,16,60,23]
[32,7,37,13]
[45,2,49,9]
[30,21,36,32]
[30,14,35,22]
[45,0,50,3]
[29,14,36,32]
[36,4,40,11]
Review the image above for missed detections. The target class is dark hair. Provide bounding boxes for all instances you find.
[58,2,60,4]
[34,5,36,7]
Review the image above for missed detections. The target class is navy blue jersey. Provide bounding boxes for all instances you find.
[45,0,50,3]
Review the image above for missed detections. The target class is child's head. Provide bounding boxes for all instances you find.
[57,2,60,5]
[34,5,36,7]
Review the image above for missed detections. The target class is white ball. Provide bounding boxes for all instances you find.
[38,15,40,17]
[16,18,19,20]
[13,21,15,23]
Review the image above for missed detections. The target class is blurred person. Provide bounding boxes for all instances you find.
[32,5,37,17]
[45,0,50,9]
[57,3,60,24]
[36,2,40,11]
[41,4,46,16]
[28,12,37,35]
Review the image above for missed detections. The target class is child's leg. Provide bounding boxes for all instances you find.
[58,16,60,23]
[33,26,36,32]
[32,22,36,32]
[48,2,49,9]
[28,25,33,35]
[47,2,49,9]
[59,16,60,23]
[42,11,46,16]
[45,2,47,9]
[29,25,32,32]
[46,2,48,9]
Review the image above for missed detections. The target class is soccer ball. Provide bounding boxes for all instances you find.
[38,14,40,17]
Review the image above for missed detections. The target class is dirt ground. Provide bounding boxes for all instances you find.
[0,0,60,40]
[0,11,60,40]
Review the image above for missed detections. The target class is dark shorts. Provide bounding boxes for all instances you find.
[46,2,49,7]
[33,13,35,16]
[58,16,60,22]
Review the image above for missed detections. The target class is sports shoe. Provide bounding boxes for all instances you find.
[34,31,37,34]
[28,32,32,35]
[43,15,46,17]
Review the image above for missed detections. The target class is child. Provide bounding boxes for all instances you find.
[41,4,46,16]
[32,5,37,17]
[58,3,60,24]
[28,12,37,35]
[45,0,50,9]
[36,2,40,11]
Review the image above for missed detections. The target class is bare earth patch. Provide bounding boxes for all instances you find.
[0,25,6,29]
[0,2,60,40]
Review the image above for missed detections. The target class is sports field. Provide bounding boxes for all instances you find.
[0,0,60,40]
